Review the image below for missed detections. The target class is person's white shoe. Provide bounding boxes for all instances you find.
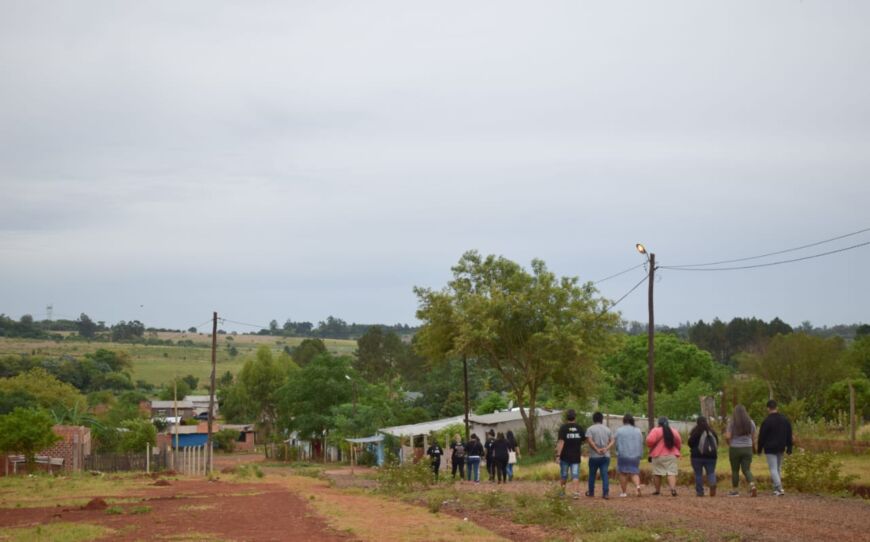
[618,492,628,498]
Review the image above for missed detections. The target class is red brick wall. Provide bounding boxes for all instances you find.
[0,425,91,475]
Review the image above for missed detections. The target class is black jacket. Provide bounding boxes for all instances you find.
[687,429,719,459]
[757,412,793,455]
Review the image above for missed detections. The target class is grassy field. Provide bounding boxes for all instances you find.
[0,333,357,389]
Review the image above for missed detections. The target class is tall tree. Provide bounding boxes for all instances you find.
[77,313,98,339]
[414,251,618,453]
[740,333,855,415]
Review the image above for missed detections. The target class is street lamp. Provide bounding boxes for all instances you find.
[637,243,657,428]
[345,374,357,419]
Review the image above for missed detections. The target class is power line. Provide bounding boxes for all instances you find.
[219,317,271,330]
[184,318,216,332]
[593,263,646,284]
[667,226,870,268]
[662,239,870,271]
[596,274,649,319]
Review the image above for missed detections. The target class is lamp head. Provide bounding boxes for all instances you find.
[636,243,647,255]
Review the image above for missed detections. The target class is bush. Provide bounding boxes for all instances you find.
[234,464,264,479]
[213,429,238,453]
[377,461,434,493]
[781,449,857,494]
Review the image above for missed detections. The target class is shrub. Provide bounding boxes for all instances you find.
[377,461,433,493]
[234,464,264,479]
[781,449,858,494]
[213,429,238,453]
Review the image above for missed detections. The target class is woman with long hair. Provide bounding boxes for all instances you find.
[465,433,484,483]
[645,417,682,496]
[688,416,718,497]
[505,430,520,481]
[724,404,757,497]
[492,432,510,484]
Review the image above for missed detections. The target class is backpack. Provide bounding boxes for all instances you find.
[454,443,465,459]
[699,431,717,456]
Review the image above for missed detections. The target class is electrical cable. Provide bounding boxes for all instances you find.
[661,240,870,271]
[219,318,272,330]
[593,263,646,284]
[666,226,870,268]
[595,273,649,320]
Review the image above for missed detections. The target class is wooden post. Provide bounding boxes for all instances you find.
[850,381,857,445]
[463,355,470,442]
[207,312,217,475]
[146,443,150,474]
[646,253,656,426]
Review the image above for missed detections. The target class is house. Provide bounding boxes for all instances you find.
[218,424,256,451]
[184,395,219,418]
[149,400,195,420]
[470,408,563,440]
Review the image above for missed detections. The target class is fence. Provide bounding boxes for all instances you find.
[84,450,168,472]
[167,444,212,476]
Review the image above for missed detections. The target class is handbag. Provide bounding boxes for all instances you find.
[508,451,517,465]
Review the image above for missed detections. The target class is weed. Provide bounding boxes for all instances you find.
[234,464,264,479]
[377,461,434,493]
[105,506,124,515]
[130,505,152,514]
[782,449,858,494]
[427,495,443,513]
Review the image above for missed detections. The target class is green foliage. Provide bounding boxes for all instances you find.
[822,378,870,421]
[686,316,793,365]
[234,464,264,479]
[0,369,86,413]
[740,333,856,417]
[845,336,870,379]
[213,429,239,452]
[118,418,156,452]
[0,408,61,471]
[781,449,858,494]
[110,320,145,342]
[291,338,327,366]
[181,374,199,391]
[474,392,507,415]
[277,352,352,444]
[602,334,727,398]
[415,251,618,452]
[158,378,191,401]
[656,378,715,420]
[376,461,433,493]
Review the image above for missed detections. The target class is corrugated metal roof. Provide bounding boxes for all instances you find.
[150,400,194,409]
[379,415,466,437]
[471,408,561,425]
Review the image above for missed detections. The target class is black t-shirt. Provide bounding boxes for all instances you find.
[558,422,585,463]
[484,436,495,459]
[427,444,443,463]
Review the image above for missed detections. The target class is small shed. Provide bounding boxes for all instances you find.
[345,435,385,467]
[380,415,466,464]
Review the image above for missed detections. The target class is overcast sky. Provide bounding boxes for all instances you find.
[1,1,868,332]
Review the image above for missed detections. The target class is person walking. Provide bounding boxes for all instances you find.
[491,432,510,484]
[484,430,496,482]
[506,430,520,481]
[646,417,682,496]
[757,399,793,496]
[687,416,718,497]
[449,433,466,481]
[555,409,586,498]
[465,433,484,483]
[426,439,444,480]
[614,413,644,497]
[725,404,757,497]
[586,412,614,499]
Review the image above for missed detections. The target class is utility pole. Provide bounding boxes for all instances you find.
[462,355,470,441]
[206,311,217,475]
[173,378,179,470]
[646,253,656,428]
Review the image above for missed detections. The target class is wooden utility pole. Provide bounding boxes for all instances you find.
[462,355,470,441]
[206,312,217,475]
[173,378,179,470]
[646,253,656,428]
[849,381,856,444]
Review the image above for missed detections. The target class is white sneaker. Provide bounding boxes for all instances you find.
[618,492,628,498]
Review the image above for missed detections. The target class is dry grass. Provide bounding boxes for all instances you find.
[0,522,112,542]
[0,473,155,509]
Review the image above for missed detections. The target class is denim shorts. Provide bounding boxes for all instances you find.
[560,460,580,480]
[617,456,641,474]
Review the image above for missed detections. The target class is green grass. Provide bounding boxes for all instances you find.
[0,472,155,509]
[0,334,357,387]
[0,522,112,542]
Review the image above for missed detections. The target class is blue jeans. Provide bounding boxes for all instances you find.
[560,460,580,481]
[587,456,610,496]
[466,456,481,482]
[506,462,514,480]
[765,453,784,492]
[691,457,717,496]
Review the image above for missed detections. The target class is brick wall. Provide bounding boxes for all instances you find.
[1,425,91,475]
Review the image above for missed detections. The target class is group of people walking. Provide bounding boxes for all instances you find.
[553,401,793,499]
[428,430,521,483]
[427,401,793,497]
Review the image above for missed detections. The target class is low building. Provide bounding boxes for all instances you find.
[185,395,219,418]
[149,400,194,420]
[2,425,91,475]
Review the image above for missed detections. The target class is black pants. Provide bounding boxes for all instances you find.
[487,457,496,480]
[431,461,440,479]
[452,459,465,479]
[495,458,508,483]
